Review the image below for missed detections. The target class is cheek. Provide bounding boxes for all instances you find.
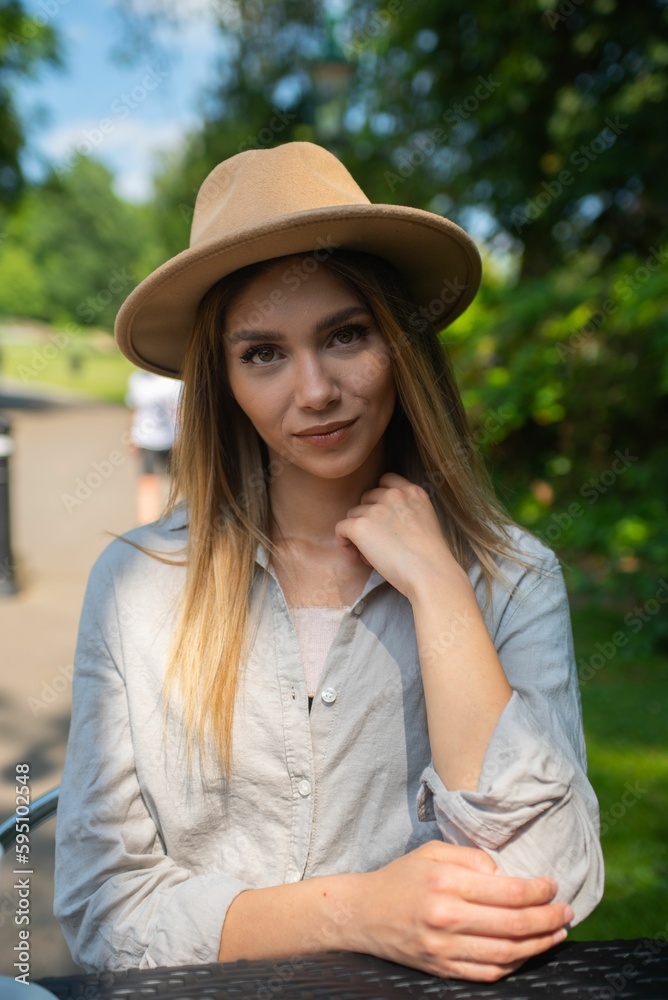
[352,346,395,396]
[232,380,285,436]
[369,360,396,410]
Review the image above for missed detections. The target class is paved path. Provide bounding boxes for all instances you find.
[0,381,141,976]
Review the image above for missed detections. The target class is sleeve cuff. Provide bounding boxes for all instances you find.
[142,874,252,969]
[416,690,576,850]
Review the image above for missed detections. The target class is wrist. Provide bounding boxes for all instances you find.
[328,872,374,954]
[218,872,374,963]
[406,559,475,609]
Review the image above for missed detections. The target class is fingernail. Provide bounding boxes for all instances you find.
[564,905,575,922]
[547,877,559,892]
[553,928,568,944]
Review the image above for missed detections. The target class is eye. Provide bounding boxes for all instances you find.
[240,345,280,365]
[332,324,370,346]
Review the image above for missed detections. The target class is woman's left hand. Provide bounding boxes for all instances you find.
[335,472,466,600]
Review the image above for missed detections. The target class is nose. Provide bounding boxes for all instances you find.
[293,351,341,410]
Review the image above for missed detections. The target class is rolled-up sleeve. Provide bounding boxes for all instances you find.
[416,551,604,924]
[54,553,252,972]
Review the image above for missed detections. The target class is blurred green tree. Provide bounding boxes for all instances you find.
[0,155,161,328]
[142,1,667,279]
[337,0,667,278]
[446,255,668,653]
[0,0,60,204]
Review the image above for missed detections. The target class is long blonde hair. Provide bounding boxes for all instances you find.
[125,249,546,778]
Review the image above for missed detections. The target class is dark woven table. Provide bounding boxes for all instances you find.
[38,938,668,999]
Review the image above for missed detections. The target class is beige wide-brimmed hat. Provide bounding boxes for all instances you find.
[115,141,482,378]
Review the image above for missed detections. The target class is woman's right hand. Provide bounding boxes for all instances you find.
[353,841,572,982]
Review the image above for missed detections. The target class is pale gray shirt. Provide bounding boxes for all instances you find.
[54,503,604,972]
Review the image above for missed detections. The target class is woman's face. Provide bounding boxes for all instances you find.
[222,256,396,483]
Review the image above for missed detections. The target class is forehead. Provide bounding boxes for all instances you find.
[224,256,366,333]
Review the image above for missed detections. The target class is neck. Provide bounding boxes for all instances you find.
[268,443,387,550]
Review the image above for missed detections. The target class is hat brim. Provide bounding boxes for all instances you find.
[114,204,482,378]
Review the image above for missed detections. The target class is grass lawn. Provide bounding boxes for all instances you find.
[568,604,668,940]
[0,335,136,403]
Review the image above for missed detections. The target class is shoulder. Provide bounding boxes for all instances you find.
[468,521,560,586]
[84,503,188,596]
[467,522,564,638]
[493,522,560,573]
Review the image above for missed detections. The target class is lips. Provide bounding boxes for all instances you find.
[295,419,356,436]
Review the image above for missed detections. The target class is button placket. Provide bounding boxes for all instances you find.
[269,580,316,882]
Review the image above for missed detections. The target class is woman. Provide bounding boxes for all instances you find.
[54,142,604,982]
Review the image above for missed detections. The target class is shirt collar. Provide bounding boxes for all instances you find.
[166,502,387,596]
[164,502,189,532]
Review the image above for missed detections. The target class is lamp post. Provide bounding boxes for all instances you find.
[307,17,355,147]
[0,413,18,595]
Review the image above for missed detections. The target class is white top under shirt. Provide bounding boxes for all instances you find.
[288,605,351,700]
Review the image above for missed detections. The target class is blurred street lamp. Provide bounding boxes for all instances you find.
[0,413,17,595]
[307,18,355,145]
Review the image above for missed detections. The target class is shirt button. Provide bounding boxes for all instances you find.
[321,687,337,704]
[297,779,311,797]
[352,601,365,615]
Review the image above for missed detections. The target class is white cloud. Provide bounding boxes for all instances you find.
[39,115,191,201]
[40,120,97,161]
[105,118,188,200]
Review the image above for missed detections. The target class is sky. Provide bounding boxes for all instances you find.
[16,0,224,201]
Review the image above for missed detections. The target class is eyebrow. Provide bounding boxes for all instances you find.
[226,306,371,346]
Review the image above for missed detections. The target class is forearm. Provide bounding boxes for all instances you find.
[418,694,605,922]
[218,872,369,962]
[219,844,574,982]
[409,568,512,793]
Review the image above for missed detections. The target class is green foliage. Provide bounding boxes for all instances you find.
[342,0,668,277]
[0,0,61,204]
[0,241,45,315]
[445,248,668,652]
[0,156,163,328]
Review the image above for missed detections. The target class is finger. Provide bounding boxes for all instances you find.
[442,898,570,940]
[433,958,525,983]
[334,518,370,549]
[333,524,370,565]
[445,926,568,967]
[440,868,558,909]
[339,539,365,564]
[343,504,375,518]
[368,483,425,507]
[356,488,386,505]
[378,472,413,487]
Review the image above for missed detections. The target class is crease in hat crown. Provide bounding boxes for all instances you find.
[189,143,372,247]
[114,140,483,379]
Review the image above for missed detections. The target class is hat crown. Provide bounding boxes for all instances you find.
[190,142,371,247]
